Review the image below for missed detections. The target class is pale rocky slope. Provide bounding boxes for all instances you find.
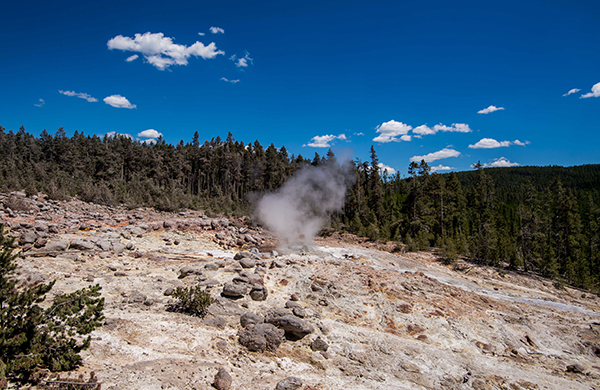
[1,192,599,390]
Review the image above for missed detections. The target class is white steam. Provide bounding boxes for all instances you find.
[257,162,353,246]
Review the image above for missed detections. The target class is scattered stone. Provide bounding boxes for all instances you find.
[274,315,314,339]
[249,285,268,301]
[292,307,306,318]
[222,283,249,298]
[240,312,264,328]
[69,239,95,251]
[285,300,302,309]
[114,271,127,277]
[19,231,37,245]
[179,267,204,278]
[239,258,256,269]
[213,367,233,390]
[311,337,329,352]
[275,377,303,390]
[205,263,219,271]
[163,287,175,296]
[238,323,284,353]
[566,363,585,374]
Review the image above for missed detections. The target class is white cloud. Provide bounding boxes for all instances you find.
[410,148,461,163]
[231,52,253,68]
[430,164,455,172]
[198,32,205,36]
[140,138,157,144]
[513,139,530,146]
[469,138,511,149]
[137,129,162,139]
[126,54,139,62]
[303,134,346,148]
[107,32,224,71]
[34,98,45,107]
[378,163,397,175]
[210,27,225,34]
[220,77,240,84]
[59,90,98,102]
[432,123,472,133]
[354,132,364,136]
[373,120,412,143]
[563,88,580,96]
[104,94,136,109]
[477,105,505,114]
[484,157,519,168]
[412,125,436,135]
[581,82,600,98]
[106,131,132,139]
[469,138,529,149]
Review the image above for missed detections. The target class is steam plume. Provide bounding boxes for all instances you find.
[257,161,353,246]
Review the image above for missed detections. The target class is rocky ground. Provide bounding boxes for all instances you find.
[1,191,600,390]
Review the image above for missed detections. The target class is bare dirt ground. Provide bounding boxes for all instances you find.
[2,193,600,390]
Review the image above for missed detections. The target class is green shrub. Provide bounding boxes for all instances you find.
[0,225,104,384]
[171,286,212,317]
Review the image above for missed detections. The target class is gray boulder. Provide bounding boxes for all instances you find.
[222,283,249,298]
[238,323,284,353]
[275,315,314,339]
[250,285,268,301]
[45,240,69,252]
[179,267,204,278]
[69,239,95,251]
[275,377,303,390]
[213,367,232,390]
[19,231,37,245]
[240,312,264,328]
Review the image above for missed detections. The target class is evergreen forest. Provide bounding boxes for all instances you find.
[1,126,599,292]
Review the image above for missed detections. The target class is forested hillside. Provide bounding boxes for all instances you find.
[1,126,599,291]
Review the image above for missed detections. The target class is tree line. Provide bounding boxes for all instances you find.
[1,126,599,291]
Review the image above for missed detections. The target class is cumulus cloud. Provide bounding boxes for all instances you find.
[513,139,530,146]
[304,134,347,148]
[104,95,136,109]
[373,120,412,143]
[432,123,472,133]
[469,138,529,149]
[137,129,162,139]
[230,52,253,68]
[107,32,224,71]
[477,105,505,114]
[484,157,519,168]
[378,163,397,175]
[469,138,511,149]
[581,82,600,98]
[410,148,461,163]
[430,164,455,172]
[220,77,240,84]
[412,125,436,135]
[563,88,580,96]
[198,32,205,36]
[126,54,139,62]
[210,27,225,34]
[34,98,45,107]
[59,90,98,102]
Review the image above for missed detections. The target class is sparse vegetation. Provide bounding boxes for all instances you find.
[0,225,104,385]
[170,286,213,318]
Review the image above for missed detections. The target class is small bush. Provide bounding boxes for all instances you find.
[171,286,212,317]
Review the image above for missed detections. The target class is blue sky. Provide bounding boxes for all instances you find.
[1,0,599,176]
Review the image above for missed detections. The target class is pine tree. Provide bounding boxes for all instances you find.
[0,225,104,384]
